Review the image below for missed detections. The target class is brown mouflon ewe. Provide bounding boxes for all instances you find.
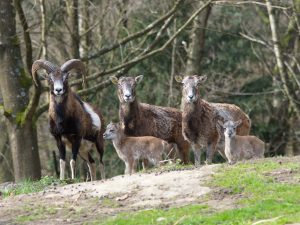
[32,59,105,180]
[109,75,189,164]
[175,75,251,166]
[103,122,176,174]
[217,120,265,164]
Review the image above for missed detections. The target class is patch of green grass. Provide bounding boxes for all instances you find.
[88,205,209,225]
[102,197,119,208]
[95,158,300,225]
[0,176,72,197]
[141,159,195,174]
[211,160,300,201]
[16,205,58,223]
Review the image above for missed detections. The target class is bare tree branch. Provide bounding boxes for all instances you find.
[72,0,214,86]
[239,32,268,47]
[284,61,300,89]
[35,0,214,118]
[81,0,184,61]
[214,0,290,9]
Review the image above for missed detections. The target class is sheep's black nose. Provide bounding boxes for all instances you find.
[125,94,131,98]
[56,88,62,93]
[188,95,193,99]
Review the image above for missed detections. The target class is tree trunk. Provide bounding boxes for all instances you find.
[40,0,48,59]
[0,0,41,181]
[185,1,211,75]
[0,115,13,182]
[79,0,90,89]
[66,0,80,59]
[266,0,300,118]
[168,19,177,107]
[66,0,82,91]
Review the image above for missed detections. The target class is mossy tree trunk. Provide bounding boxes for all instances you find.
[0,0,41,181]
[0,113,13,182]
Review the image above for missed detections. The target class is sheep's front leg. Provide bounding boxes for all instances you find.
[124,161,130,175]
[206,144,215,165]
[54,135,66,180]
[125,157,135,175]
[131,159,137,174]
[192,143,202,167]
[206,139,218,165]
[70,137,82,179]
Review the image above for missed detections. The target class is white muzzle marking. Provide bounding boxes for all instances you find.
[53,80,64,95]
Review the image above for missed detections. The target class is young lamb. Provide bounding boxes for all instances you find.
[217,120,265,164]
[32,59,105,180]
[110,75,190,164]
[103,122,176,174]
[175,75,251,166]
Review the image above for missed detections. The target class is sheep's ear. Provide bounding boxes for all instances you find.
[217,120,224,127]
[216,120,224,134]
[135,75,144,83]
[110,76,119,85]
[196,75,207,84]
[119,122,125,130]
[235,120,242,127]
[216,120,224,129]
[175,75,183,83]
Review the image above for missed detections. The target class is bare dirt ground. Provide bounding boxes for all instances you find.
[0,164,219,225]
[0,156,299,225]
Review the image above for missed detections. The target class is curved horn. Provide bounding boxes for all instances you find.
[61,59,86,87]
[60,59,86,75]
[31,60,57,86]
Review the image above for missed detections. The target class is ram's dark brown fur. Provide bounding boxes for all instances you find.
[32,59,105,180]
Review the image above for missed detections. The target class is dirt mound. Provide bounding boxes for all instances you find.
[0,164,218,224]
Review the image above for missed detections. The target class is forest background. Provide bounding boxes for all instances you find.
[0,0,299,182]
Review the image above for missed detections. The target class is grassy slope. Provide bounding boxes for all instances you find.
[0,176,75,197]
[95,158,300,225]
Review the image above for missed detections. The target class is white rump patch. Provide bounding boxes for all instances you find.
[83,102,101,130]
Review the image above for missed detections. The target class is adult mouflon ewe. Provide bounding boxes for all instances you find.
[32,59,105,180]
[110,75,190,164]
[175,75,251,166]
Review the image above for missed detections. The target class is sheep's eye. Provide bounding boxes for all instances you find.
[110,129,114,132]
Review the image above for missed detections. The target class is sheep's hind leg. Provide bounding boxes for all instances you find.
[79,151,96,181]
[142,159,149,170]
[95,138,105,180]
[87,153,96,181]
